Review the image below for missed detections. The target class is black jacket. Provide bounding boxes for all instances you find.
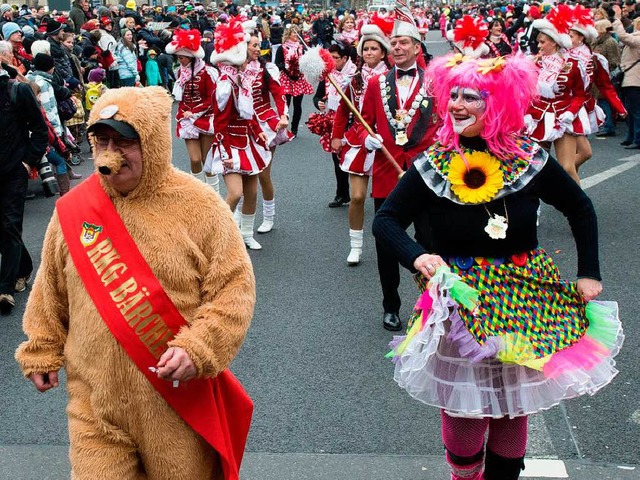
[0,77,48,175]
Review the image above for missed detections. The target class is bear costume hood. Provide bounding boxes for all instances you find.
[88,86,173,200]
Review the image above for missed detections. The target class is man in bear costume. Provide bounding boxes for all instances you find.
[15,86,255,480]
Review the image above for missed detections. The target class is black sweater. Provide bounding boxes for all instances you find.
[372,139,600,280]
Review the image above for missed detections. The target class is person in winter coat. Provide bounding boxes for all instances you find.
[47,20,74,87]
[26,53,70,136]
[593,19,622,137]
[144,48,161,86]
[613,10,640,148]
[114,28,138,86]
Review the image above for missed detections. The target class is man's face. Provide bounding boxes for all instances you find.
[390,36,419,69]
[93,125,143,195]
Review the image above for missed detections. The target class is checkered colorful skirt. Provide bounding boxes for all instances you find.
[388,249,623,419]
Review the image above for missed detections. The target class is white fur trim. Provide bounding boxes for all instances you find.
[571,24,598,42]
[211,42,248,66]
[357,24,391,56]
[532,19,572,50]
[165,44,205,59]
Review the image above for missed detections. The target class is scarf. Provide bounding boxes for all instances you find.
[568,43,593,89]
[326,58,357,111]
[218,63,258,119]
[337,29,358,45]
[359,62,388,110]
[537,53,565,99]
[176,58,206,87]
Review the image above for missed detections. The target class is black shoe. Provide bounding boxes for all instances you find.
[595,131,615,138]
[623,143,640,149]
[621,140,633,146]
[383,312,402,331]
[328,196,350,208]
[0,294,15,315]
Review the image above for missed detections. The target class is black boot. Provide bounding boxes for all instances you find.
[483,448,525,480]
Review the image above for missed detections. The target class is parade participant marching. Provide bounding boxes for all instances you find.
[357,1,440,331]
[206,18,271,250]
[168,28,220,192]
[16,86,255,479]
[375,50,623,480]
[275,24,313,137]
[247,33,292,234]
[330,14,392,265]
[309,42,357,208]
[567,6,626,181]
[526,5,587,183]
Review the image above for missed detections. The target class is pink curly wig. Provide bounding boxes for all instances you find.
[427,53,539,159]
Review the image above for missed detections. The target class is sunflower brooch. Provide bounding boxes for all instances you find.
[448,151,504,203]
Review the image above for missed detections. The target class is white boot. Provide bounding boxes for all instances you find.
[191,170,206,182]
[347,229,363,266]
[240,213,262,250]
[205,173,220,193]
[257,198,275,233]
[233,196,244,226]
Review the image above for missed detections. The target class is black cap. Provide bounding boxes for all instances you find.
[46,19,63,35]
[88,119,139,139]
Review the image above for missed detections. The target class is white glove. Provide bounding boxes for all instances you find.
[558,111,575,128]
[364,134,383,151]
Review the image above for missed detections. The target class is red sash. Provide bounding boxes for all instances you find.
[56,174,253,480]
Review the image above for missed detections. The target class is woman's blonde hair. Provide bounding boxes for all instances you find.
[283,24,300,39]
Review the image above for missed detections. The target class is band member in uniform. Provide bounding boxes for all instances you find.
[247,34,292,234]
[331,15,392,265]
[358,7,440,331]
[206,19,271,251]
[168,29,220,192]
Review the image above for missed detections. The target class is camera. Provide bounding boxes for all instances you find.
[37,155,60,197]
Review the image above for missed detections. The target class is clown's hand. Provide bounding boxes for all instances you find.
[364,134,383,151]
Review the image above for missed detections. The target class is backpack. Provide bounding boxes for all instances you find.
[85,82,103,111]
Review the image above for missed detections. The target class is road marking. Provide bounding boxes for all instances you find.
[522,459,569,478]
[582,156,640,190]
[630,409,640,425]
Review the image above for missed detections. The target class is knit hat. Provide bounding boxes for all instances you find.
[81,20,99,32]
[0,4,11,16]
[2,22,21,40]
[211,18,254,66]
[532,4,573,50]
[125,0,136,9]
[100,16,112,27]
[165,28,204,58]
[88,67,106,83]
[18,6,29,17]
[357,13,392,56]
[46,19,63,36]
[82,45,97,57]
[446,15,490,58]
[30,39,50,56]
[21,25,34,36]
[391,0,420,41]
[33,52,55,72]
[570,5,598,43]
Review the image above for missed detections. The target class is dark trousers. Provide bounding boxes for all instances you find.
[622,86,640,144]
[332,153,350,201]
[374,197,401,314]
[597,98,615,134]
[286,94,303,134]
[0,164,33,294]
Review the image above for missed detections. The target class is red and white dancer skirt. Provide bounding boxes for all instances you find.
[257,110,293,148]
[279,73,314,96]
[176,112,214,140]
[204,126,271,176]
[339,127,373,176]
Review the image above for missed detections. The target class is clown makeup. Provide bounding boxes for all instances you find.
[448,87,486,136]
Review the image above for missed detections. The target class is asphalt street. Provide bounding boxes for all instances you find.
[1,31,638,479]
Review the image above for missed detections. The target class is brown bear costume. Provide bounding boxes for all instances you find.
[15,86,256,479]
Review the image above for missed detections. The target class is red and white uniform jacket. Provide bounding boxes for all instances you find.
[173,59,216,139]
[331,61,388,176]
[204,64,271,176]
[358,66,440,198]
[526,53,587,142]
[248,60,293,148]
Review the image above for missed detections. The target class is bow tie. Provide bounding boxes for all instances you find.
[397,68,417,78]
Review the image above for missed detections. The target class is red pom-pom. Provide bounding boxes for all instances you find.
[453,15,488,49]
[170,29,202,53]
[214,17,245,53]
[318,48,336,79]
[369,13,394,36]
[546,4,574,34]
[572,4,594,27]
